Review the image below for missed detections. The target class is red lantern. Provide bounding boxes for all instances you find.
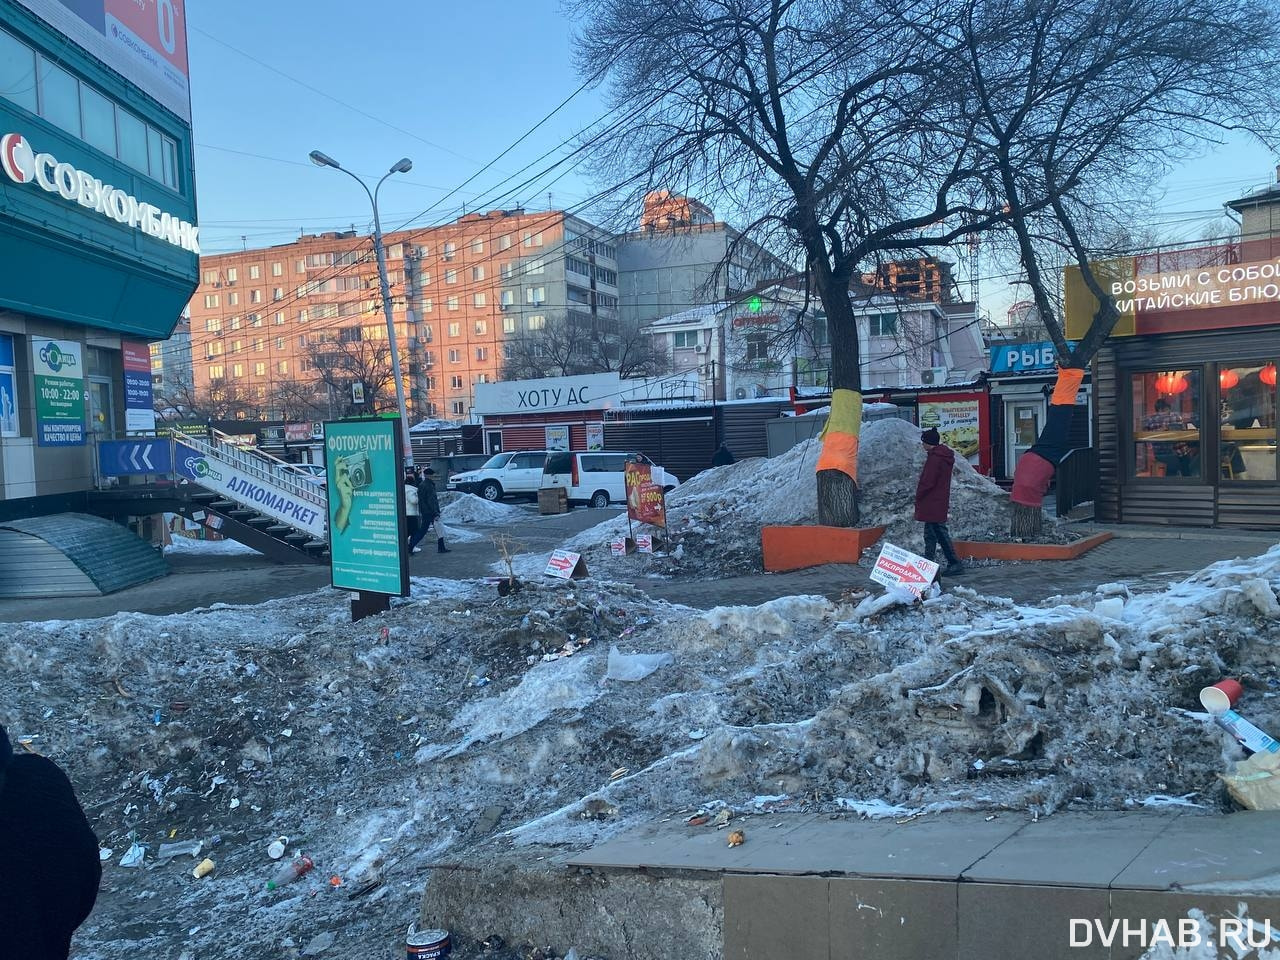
[1219,369,1239,390]
[1154,372,1189,395]
[1262,363,1277,388]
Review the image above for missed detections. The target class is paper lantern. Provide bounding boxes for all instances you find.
[1219,369,1239,390]
[1262,363,1277,388]
[1154,372,1189,395]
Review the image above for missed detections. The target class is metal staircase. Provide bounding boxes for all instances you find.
[172,431,329,562]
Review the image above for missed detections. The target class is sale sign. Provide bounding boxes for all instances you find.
[545,549,588,580]
[870,542,938,598]
[624,461,667,527]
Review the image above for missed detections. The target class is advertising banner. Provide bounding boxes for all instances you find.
[32,338,84,446]
[545,424,570,451]
[175,441,326,539]
[918,398,981,465]
[98,438,171,476]
[121,340,155,432]
[870,542,938,598]
[14,0,192,122]
[285,422,314,442]
[624,461,667,527]
[989,341,1078,374]
[324,419,407,596]
[585,422,604,451]
[0,334,16,438]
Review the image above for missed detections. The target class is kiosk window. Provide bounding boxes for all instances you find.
[1218,362,1277,482]
[1131,370,1201,479]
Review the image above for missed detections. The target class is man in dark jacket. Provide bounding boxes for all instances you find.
[0,723,101,959]
[413,467,449,554]
[915,428,964,576]
[711,443,736,467]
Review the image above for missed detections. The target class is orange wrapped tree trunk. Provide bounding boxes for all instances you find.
[816,388,861,526]
[1009,367,1085,538]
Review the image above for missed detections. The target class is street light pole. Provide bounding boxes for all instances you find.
[309,150,414,465]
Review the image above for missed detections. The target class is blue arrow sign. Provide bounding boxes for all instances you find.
[98,439,173,476]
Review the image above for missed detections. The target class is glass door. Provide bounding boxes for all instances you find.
[1005,399,1044,476]
[88,377,114,435]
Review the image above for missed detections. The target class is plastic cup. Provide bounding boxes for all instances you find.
[1200,679,1243,714]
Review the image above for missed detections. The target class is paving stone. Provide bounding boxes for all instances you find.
[958,883,1110,960]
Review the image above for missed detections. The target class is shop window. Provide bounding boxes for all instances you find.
[1218,362,1277,482]
[80,84,116,154]
[0,30,37,113]
[39,57,80,137]
[1131,370,1202,479]
[117,108,149,173]
[0,333,18,437]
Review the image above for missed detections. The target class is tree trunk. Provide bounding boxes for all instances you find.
[1011,501,1042,539]
[817,469,859,526]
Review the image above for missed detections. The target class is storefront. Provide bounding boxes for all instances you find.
[0,1,196,507]
[987,341,1091,482]
[1071,238,1280,528]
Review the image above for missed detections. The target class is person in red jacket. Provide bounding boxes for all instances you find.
[0,723,101,959]
[915,428,965,576]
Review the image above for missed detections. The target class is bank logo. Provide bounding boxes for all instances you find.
[1,133,34,185]
[184,456,223,482]
[39,342,77,373]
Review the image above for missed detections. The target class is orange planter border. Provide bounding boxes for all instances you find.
[952,531,1113,561]
[762,524,887,573]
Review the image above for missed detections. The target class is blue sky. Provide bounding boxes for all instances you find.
[186,1,1278,316]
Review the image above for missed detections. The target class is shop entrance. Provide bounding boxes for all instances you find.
[485,430,503,454]
[88,378,114,435]
[1005,399,1044,476]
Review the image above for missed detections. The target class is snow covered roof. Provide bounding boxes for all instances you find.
[644,302,727,329]
[410,418,464,433]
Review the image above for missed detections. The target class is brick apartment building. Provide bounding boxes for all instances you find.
[184,209,618,422]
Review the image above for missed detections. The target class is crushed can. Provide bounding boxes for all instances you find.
[406,922,450,959]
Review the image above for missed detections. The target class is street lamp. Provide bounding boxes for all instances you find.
[309,149,414,465]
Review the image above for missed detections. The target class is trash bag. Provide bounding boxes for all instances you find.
[1221,750,1280,810]
[605,645,673,682]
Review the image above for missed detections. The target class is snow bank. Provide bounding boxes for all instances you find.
[163,535,259,556]
[440,492,531,525]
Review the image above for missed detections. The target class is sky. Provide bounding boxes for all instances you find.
[185,0,1279,322]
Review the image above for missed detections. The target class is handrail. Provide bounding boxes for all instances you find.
[1056,446,1097,517]
[180,433,326,508]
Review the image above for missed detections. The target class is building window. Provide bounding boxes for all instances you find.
[230,317,241,331]
[295,259,305,273]
[231,339,243,353]
[249,265,261,280]
[477,373,490,383]
[445,269,457,285]
[528,314,546,330]
[448,322,461,337]
[1131,370,1202,479]
[451,400,465,415]
[470,237,484,254]
[0,334,16,437]
[205,318,222,333]
[443,242,456,261]
[277,337,286,350]
[228,292,240,306]
[526,287,545,305]
[502,316,516,334]
[567,256,589,277]
[250,290,262,304]
[673,331,698,349]
[745,332,770,362]
[475,320,487,335]
[473,293,487,308]
[274,312,285,325]
[1218,362,1277,482]
[423,298,434,313]
[226,267,239,282]
[253,338,264,352]
[0,30,37,114]
[208,365,225,379]
[869,313,898,336]
[526,258,545,276]
[232,363,244,378]
[450,375,464,389]
[80,83,115,153]
[272,262,283,277]
[202,269,218,284]
[249,315,262,327]
[503,343,515,360]
[449,349,461,363]
[255,362,266,377]
[206,342,223,358]
[475,347,488,361]
[498,234,512,251]
[204,294,219,308]
[419,325,433,342]
[447,297,459,311]
[500,262,514,280]
[471,265,485,282]
[278,360,289,374]
[500,290,515,307]
[523,231,544,248]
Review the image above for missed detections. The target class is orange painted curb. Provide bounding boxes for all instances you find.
[762,525,887,572]
[953,531,1113,561]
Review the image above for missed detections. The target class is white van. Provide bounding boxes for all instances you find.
[541,451,680,508]
[446,450,550,502]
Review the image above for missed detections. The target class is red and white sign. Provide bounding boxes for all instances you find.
[635,534,653,554]
[545,549,588,580]
[610,538,629,557]
[122,341,151,373]
[870,542,938,597]
[285,423,314,442]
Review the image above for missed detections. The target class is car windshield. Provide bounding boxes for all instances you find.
[481,453,512,469]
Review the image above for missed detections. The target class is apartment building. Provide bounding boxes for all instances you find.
[184,209,618,422]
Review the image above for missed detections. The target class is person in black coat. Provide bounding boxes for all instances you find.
[413,467,449,554]
[0,723,101,959]
[711,443,736,467]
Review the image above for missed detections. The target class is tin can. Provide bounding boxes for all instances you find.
[406,923,450,959]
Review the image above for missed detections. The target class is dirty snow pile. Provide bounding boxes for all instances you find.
[509,418,1017,578]
[440,491,531,525]
[163,535,260,557]
[5,545,1280,957]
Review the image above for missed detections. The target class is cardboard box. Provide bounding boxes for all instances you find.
[538,487,568,515]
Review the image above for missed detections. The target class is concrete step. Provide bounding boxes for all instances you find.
[247,517,274,527]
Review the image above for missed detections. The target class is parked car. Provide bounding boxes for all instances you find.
[540,451,680,508]
[429,453,492,490]
[285,462,327,486]
[446,450,550,501]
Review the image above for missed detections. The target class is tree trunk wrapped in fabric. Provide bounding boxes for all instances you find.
[1009,367,1084,538]
[816,389,862,526]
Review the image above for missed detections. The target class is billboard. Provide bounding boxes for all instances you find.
[624,460,667,528]
[324,419,408,597]
[14,0,191,122]
[175,442,327,539]
[121,340,155,432]
[32,338,84,446]
[918,397,981,465]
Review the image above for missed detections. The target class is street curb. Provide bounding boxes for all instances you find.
[953,531,1114,561]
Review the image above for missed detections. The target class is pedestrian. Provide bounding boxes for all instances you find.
[915,427,965,576]
[403,467,422,553]
[0,723,102,959]
[411,467,448,553]
[711,442,736,467]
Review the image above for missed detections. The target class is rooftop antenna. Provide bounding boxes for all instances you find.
[547,191,553,211]
[241,235,247,252]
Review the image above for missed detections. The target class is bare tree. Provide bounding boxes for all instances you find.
[956,0,1280,534]
[502,313,668,380]
[155,378,256,422]
[307,331,401,419]
[266,381,327,422]
[573,0,1003,524]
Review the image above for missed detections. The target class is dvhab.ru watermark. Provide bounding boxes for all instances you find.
[1070,917,1276,950]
